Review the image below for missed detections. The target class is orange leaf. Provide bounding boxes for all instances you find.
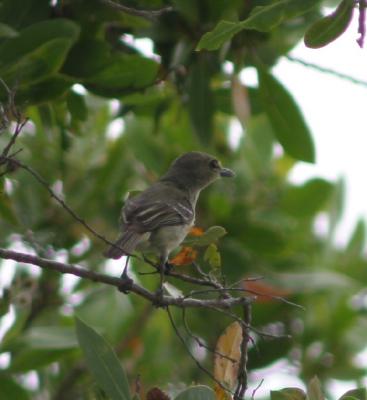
[214,384,231,400]
[169,246,198,266]
[214,322,242,394]
[244,280,291,303]
[189,226,204,236]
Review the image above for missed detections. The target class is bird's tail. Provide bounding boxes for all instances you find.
[104,230,142,259]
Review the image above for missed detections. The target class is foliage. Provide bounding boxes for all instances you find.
[0,0,366,399]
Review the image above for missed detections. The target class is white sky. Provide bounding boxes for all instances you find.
[273,12,367,245]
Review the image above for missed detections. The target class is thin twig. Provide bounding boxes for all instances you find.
[181,307,237,363]
[234,302,251,400]
[100,0,173,21]
[357,0,366,48]
[286,55,367,87]
[166,307,234,396]
[1,118,28,157]
[251,379,264,400]
[186,287,304,310]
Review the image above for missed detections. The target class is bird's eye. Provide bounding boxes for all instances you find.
[209,159,220,169]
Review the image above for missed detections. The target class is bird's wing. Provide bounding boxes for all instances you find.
[122,196,194,232]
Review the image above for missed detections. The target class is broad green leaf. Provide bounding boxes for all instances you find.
[0,38,75,85]
[339,388,367,400]
[339,397,359,400]
[281,178,334,218]
[76,287,132,343]
[184,226,227,247]
[270,388,306,400]
[75,317,131,400]
[0,289,10,317]
[204,243,221,269]
[307,377,325,400]
[187,58,214,145]
[196,20,244,51]
[0,19,79,85]
[0,192,19,225]
[304,0,355,49]
[13,75,73,105]
[21,326,78,349]
[241,223,284,254]
[67,90,88,122]
[244,114,274,167]
[62,38,158,97]
[0,0,50,29]
[276,271,354,292]
[197,0,318,50]
[258,68,315,163]
[88,55,158,90]
[175,385,216,400]
[8,349,72,372]
[0,374,30,400]
[346,219,366,256]
[0,23,18,38]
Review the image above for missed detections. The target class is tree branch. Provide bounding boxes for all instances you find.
[0,248,253,310]
[100,0,173,21]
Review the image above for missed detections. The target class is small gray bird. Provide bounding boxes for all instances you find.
[104,151,234,283]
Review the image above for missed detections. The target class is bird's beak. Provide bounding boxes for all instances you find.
[220,167,235,178]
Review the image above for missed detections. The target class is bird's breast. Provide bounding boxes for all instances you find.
[149,223,193,255]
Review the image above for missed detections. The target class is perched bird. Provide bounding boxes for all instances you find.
[104,151,235,289]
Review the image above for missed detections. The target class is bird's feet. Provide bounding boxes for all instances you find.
[153,286,166,308]
[118,274,133,294]
[163,261,174,274]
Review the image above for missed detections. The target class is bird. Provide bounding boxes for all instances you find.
[104,151,235,292]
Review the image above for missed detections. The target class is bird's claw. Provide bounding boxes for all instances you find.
[153,286,166,308]
[163,262,174,274]
[118,275,133,294]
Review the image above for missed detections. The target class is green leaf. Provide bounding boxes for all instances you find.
[281,178,334,218]
[175,385,216,400]
[184,226,227,247]
[197,0,318,50]
[258,67,315,163]
[346,219,366,256]
[13,75,73,105]
[0,19,80,85]
[304,0,355,49]
[8,349,72,372]
[271,388,307,400]
[75,317,131,400]
[0,374,30,400]
[1,39,74,85]
[21,326,78,349]
[196,20,244,51]
[0,192,19,225]
[204,243,221,269]
[0,23,18,38]
[67,90,88,122]
[187,58,214,145]
[276,271,355,292]
[307,376,325,400]
[62,38,158,97]
[339,388,367,400]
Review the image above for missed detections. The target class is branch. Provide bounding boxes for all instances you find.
[100,0,173,21]
[234,302,251,400]
[0,248,253,310]
[166,307,234,396]
[286,55,367,87]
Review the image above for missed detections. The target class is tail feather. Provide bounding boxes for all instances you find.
[104,230,142,259]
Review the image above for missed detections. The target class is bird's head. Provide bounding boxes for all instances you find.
[163,151,235,192]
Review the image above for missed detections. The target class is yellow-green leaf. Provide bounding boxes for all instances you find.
[304,0,355,49]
